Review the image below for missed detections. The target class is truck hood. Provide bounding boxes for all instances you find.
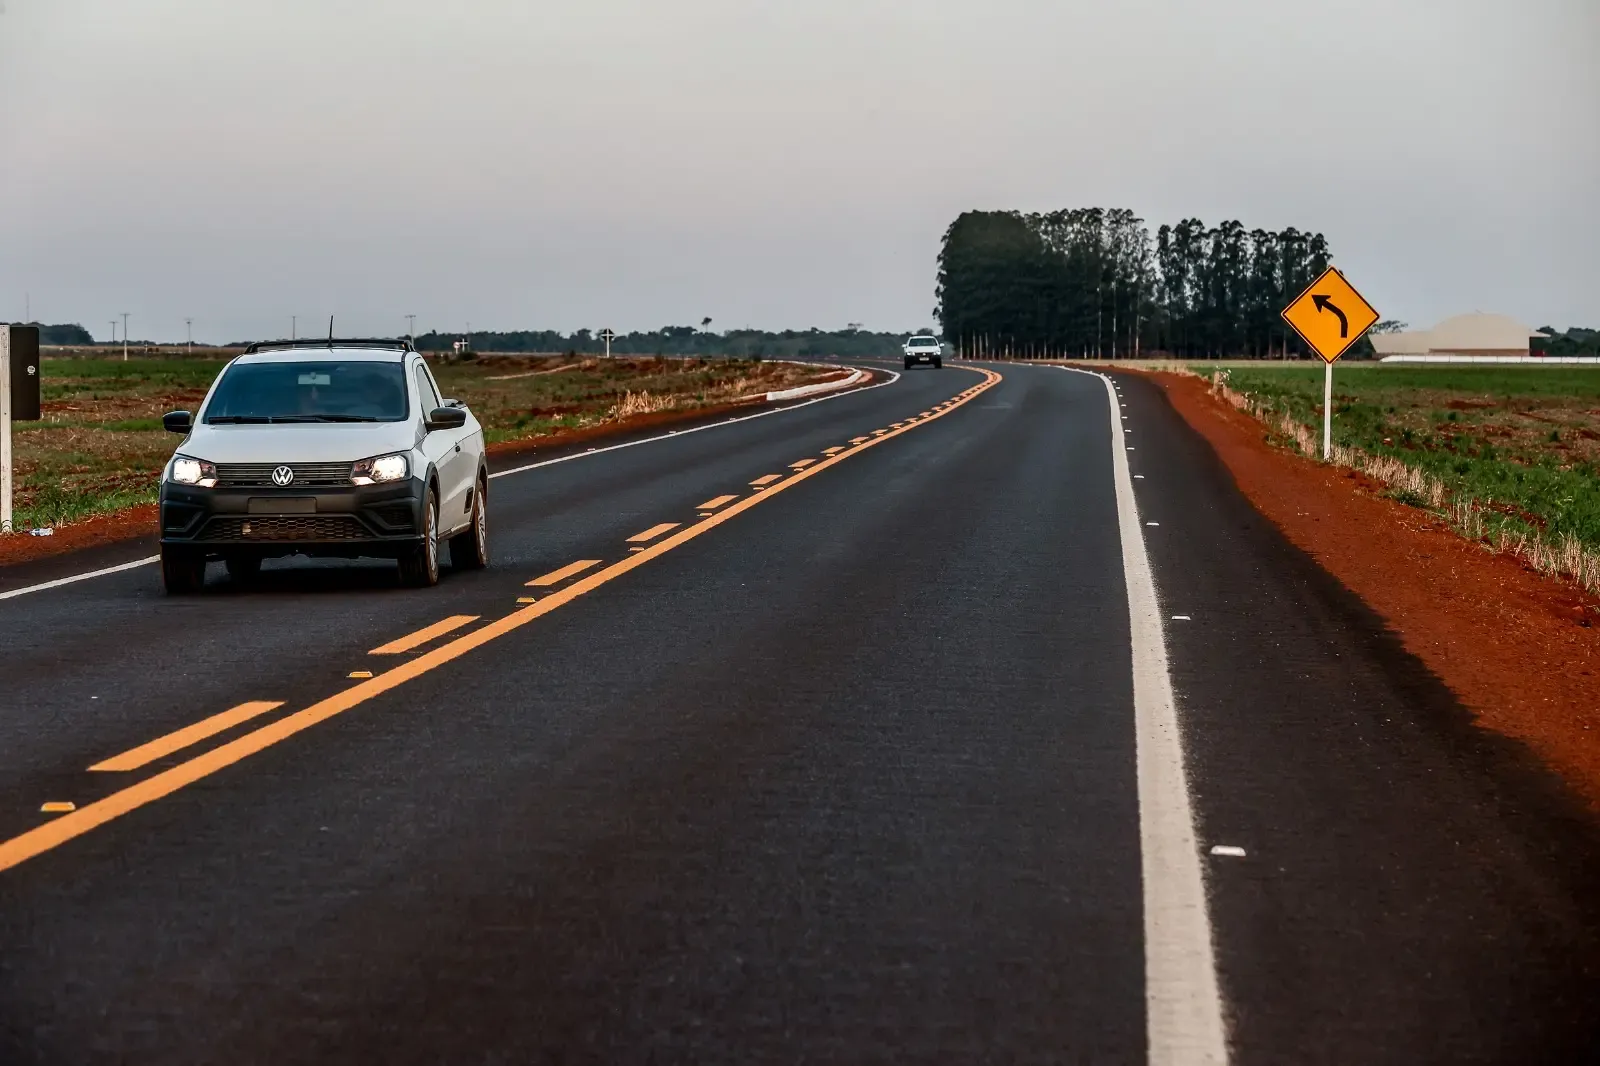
[179,422,420,464]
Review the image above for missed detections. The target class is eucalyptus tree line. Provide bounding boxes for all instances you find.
[937,209,1333,359]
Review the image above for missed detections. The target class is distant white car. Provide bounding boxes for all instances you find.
[902,335,943,369]
[157,339,489,593]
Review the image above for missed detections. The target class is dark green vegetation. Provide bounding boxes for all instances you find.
[1534,326,1600,356]
[936,209,1335,360]
[11,322,97,345]
[1212,364,1600,552]
[6,355,829,531]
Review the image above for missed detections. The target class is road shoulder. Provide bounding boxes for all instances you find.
[1122,367,1600,812]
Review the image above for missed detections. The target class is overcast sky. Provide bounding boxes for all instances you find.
[1,0,1595,343]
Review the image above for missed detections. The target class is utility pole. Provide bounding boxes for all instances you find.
[291,315,297,341]
[121,312,129,361]
[109,320,117,348]
[185,318,193,355]
[405,314,416,342]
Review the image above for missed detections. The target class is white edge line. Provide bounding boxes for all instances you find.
[1053,365,1230,1065]
[489,363,895,479]
[0,555,162,602]
[0,363,900,603]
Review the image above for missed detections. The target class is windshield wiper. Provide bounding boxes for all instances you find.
[207,414,383,424]
[258,414,378,423]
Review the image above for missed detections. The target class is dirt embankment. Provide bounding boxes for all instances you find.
[1134,369,1600,809]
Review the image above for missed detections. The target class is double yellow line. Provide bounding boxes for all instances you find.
[0,366,1002,874]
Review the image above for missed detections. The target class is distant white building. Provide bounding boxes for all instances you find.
[1372,313,1551,361]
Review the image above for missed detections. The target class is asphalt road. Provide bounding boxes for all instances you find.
[2,361,1598,1064]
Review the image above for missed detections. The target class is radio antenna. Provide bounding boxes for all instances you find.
[327,316,334,347]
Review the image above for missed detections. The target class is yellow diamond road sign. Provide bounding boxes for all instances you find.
[1281,266,1380,364]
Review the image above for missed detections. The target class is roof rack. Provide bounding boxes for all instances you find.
[242,338,416,354]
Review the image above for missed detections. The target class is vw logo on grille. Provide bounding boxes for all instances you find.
[271,465,295,487]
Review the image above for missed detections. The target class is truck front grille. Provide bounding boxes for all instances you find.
[214,462,353,488]
[202,516,369,541]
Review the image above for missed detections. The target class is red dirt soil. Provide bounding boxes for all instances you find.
[0,504,158,568]
[1140,370,1600,810]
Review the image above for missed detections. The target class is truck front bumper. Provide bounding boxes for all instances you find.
[159,479,426,559]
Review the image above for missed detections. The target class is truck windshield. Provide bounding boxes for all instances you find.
[204,360,410,423]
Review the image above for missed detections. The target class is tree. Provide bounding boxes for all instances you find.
[936,208,1338,359]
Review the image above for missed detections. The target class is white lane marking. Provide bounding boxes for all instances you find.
[1055,364,1230,1066]
[1135,474,1146,479]
[490,366,900,480]
[1148,522,1161,527]
[1172,615,1192,621]
[1210,845,1247,858]
[0,555,161,602]
[1,366,909,603]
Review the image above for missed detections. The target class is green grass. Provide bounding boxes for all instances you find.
[1198,363,1600,554]
[4,354,831,533]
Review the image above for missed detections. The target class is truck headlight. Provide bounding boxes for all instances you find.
[351,453,409,486]
[169,456,217,488]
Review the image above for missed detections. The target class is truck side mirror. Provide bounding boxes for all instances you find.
[426,406,467,431]
[163,410,193,434]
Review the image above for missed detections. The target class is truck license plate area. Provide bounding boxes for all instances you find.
[248,497,316,514]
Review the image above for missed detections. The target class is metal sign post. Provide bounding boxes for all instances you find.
[1,325,12,534]
[1280,266,1380,459]
[599,328,616,359]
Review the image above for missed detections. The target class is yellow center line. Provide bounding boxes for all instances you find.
[697,494,739,510]
[89,701,285,773]
[850,436,869,444]
[40,802,76,814]
[789,459,816,470]
[822,447,844,455]
[527,559,602,587]
[0,366,1001,874]
[369,615,480,656]
[749,474,782,486]
[628,522,681,543]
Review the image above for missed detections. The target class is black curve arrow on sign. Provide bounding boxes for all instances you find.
[1312,294,1348,338]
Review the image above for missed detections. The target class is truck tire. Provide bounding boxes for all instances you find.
[161,545,207,595]
[449,474,490,571]
[398,487,441,588]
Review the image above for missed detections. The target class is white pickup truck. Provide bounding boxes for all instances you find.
[902,335,943,370]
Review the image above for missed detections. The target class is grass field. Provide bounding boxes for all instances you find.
[6,354,833,532]
[1200,363,1600,585]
